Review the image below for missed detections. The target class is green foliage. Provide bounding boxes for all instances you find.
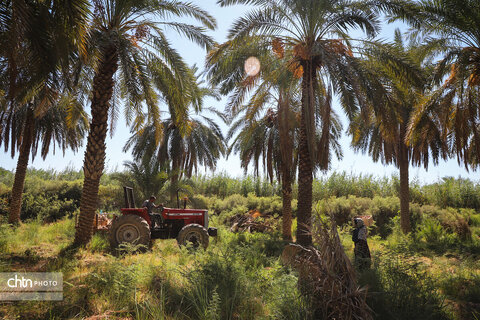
[270,275,314,320]
[312,172,388,200]
[184,252,260,320]
[439,267,480,319]
[422,177,480,210]
[358,252,449,320]
[0,224,12,254]
[415,218,458,252]
[192,174,280,198]
[369,196,400,238]
[89,233,110,253]
[1,168,480,319]
[316,196,372,226]
[86,259,139,310]
[21,193,76,222]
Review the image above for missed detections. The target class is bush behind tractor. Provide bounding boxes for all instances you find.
[108,187,217,250]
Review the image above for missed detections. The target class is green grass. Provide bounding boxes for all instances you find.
[1,169,480,319]
[0,214,477,319]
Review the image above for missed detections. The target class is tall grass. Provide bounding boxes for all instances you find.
[357,251,450,320]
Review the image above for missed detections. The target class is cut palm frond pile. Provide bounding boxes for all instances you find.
[228,210,275,233]
[282,215,372,320]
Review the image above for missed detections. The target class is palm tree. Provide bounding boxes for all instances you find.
[0,0,89,225]
[218,0,379,246]
[400,0,480,171]
[112,157,168,205]
[228,96,299,240]
[73,0,216,245]
[207,38,299,240]
[207,37,343,240]
[1,96,88,224]
[125,111,226,205]
[124,64,225,205]
[349,30,443,233]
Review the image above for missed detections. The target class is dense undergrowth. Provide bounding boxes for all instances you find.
[0,168,479,319]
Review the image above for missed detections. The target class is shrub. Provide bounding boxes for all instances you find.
[20,194,76,222]
[270,274,313,320]
[368,197,399,238]
[0,224,13,254]
[183,252,261,320]
[0,195,9,218]
[423,177,480,210]
[470,214,480,227]
[440,270,480,319]
[358,251,449,320]
[89,233,110,253]
[86,259,139,310]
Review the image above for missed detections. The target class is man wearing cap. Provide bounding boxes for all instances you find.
[142,196,163,227]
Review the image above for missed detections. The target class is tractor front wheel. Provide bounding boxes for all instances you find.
[109,214,151,252]
[177,224,209,249]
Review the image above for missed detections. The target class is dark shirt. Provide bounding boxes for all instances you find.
[352,228,359,243]
[142,199,156,214]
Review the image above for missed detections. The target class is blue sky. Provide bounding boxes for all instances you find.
[0,1,474,183]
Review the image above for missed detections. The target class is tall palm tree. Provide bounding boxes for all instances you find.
[73,0,216,245]
[349,31,443,233]
[207,38,299,240]
[0,0,89,225]
[124,64,225,205]
[207,37,343,240]
[218,0,379,246]
[0,91,88,224]
[228,95,299,240]
[400,0,480,171]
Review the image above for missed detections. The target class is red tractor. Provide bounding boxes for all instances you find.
[109,187,217,250]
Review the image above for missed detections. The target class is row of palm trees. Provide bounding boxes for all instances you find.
[208,0,480,245]
[1,0,480,248]
[1,0,218,246]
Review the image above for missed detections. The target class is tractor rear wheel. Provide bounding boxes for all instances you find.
[177,224,209,249]
[109,214,150,252]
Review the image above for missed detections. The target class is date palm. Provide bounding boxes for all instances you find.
[112,157,168,205]
[218,0,379,245]
[227,93,299,241]
[1,93,88,224]
[73,0,216,245]
[124,75,226,205]
[0,0,89,224]
[207,37,342,240]
[349,31,442,233]
[228,95,343,240]
[401,0,480,171]
[207,38,299,240]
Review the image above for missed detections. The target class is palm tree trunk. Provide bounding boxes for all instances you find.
[399,125,411,233]
[296,61,314,247]
[8,107,35,224]
[278,90,293,241]
[281,171,293,241]
[74,47,118,246]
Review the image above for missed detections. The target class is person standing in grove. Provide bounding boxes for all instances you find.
[352,217,371,270]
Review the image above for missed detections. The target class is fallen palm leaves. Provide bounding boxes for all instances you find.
[228,210,275,233]
[282,215,373,320]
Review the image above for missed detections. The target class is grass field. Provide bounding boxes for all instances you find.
[0,172,479,319]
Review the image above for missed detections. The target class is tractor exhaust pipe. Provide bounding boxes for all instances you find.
[177,189,180,208]
[176,188,188,209]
